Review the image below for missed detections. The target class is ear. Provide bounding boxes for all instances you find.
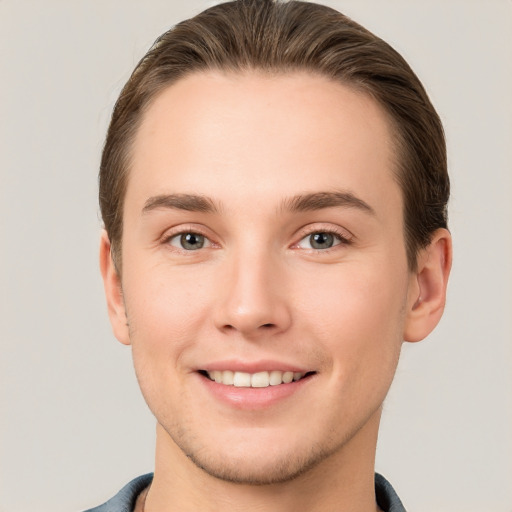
[99,230,130,345]
[403,228,452,343]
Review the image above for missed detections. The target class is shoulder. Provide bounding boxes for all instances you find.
[83,473,154,512]
[83,472,403,511]
[375,473,407,512]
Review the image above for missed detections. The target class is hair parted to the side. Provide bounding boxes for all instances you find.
[100,0,449,272]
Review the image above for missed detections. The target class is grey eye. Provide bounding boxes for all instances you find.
[169,232,207,250]
[297,231,342,250]
[309,232,335,250]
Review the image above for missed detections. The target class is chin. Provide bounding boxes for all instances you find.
[165,421,343,486]
[185,444,332,485]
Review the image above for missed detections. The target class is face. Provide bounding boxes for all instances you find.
[108,71,421,484]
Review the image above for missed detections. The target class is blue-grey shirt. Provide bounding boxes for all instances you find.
[84,472,406,511]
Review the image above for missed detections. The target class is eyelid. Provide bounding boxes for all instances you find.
[292,224,354,249]
[168,232,212,250]
[159,223,353,252]
[160,224,217,249]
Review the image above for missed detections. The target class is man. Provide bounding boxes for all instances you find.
[89,1,452,510]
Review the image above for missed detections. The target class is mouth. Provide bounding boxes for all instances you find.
[198,369,316,388]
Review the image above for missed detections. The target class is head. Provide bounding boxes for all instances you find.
[99,0,451,489]
[100,0,449,274]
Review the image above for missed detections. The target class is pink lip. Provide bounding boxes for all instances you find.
[198,359,310,373]
[196,370,315,411]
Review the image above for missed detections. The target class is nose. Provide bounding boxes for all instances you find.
[214,249,292,338]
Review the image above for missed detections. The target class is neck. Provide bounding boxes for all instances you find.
[144,409,382,512]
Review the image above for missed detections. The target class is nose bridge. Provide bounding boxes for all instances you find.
[215,240,291,336]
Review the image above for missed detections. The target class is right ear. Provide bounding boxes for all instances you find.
[99,231,130,345]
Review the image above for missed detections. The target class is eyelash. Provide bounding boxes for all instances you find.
[294,226,353,252]
[161,226,353,252]
[162,226,213,252]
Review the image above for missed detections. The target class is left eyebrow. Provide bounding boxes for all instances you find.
[281,191,375,215]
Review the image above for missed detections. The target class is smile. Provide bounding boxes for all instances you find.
[202,370,314,387]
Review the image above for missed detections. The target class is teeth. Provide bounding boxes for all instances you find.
[251,371,269,388]
[282,371,294,384]
[269,370,283,386]
[233,372,251,387]
[206,370,306,387]
[222,370,234,385]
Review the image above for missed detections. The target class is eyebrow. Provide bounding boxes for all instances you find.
[141,190,375,216]
[281,191,375,215]
[142,194,220,214]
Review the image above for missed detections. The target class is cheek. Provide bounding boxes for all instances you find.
[122,269,213,421]
[122,265,215,391]
[125,262,212,337]
[299,262,408,377]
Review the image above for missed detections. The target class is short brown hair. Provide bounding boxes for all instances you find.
[100,0,449,271]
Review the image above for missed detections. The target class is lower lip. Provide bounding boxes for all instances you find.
[198,373,313,410]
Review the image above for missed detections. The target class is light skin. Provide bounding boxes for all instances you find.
[100,71,451,512]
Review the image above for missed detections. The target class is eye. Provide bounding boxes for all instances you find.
[297,231,345,250]
[167,232,210,251]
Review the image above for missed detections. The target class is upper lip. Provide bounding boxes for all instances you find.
[197,359,312,374]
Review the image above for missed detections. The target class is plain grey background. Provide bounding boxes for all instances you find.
[1,1,511,511]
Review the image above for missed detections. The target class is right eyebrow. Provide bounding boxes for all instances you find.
[142,194,220,215]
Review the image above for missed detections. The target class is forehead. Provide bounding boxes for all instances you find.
[127,70,401,217]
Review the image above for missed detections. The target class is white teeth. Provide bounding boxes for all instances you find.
[251,371,270,387]
[205,370,306,387]
[233,372,251,387]
[222,370,234,385]
[269,370,283,386]
[282,371,294,384]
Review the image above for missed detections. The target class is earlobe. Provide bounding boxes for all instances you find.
[404,228,452,342]
[99,231,131,345]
